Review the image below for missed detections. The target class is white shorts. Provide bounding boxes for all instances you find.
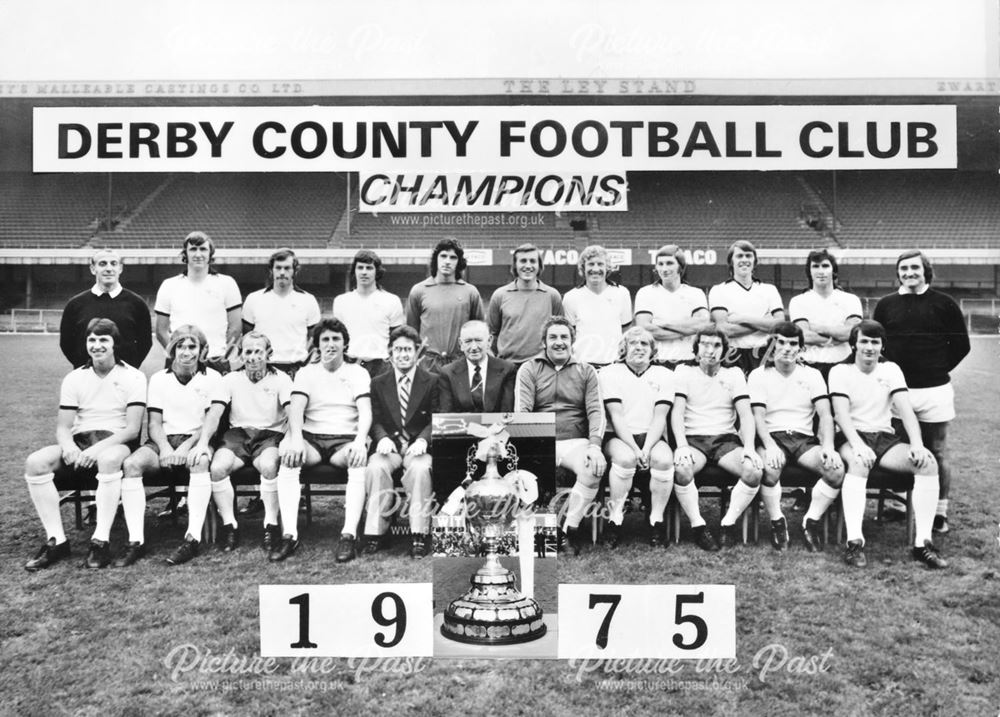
[893,383,955,424]
[556,438,591,468]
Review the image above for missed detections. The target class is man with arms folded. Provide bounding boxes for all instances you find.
[487,242,563,365]
[243,248,320,377]
[748,322,844,552]
[788,249,863,380]
[121,326,225,566]
[516,316,605,555]
[873,249,969,534]
[438,320,517,413]
[562,244,632,369]
[154,231,242,374]
[829,320,947,570]
[599,326,676,549]
[633,244,712,369]
[189,332,292,560]
[278,319,371,563]
[24,318,146,570]
[60,248,152,370]
[333,249,405,380]
[672,327,763,550]
[367,326,438,558]
[407,237,484,374]
[709,240,785,374]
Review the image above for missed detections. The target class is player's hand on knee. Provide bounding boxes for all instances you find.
[674,446,694,467]
[280,439,304,468]
[851,443,876,470]
[62,445,82,467]
[347,439,368,468]
[909,445,934,470]
[75,446,100,469]
[376,437,396,455]
[820,447,842,471]
[764,447,785,471]
[637,447,650,471]
[742,447,764,471]
[187,444,210,468]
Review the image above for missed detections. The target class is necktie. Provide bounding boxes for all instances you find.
[398,372,411,418]
[471,363,484,412]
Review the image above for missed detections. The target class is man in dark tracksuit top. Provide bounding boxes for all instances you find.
[873,250,970,533]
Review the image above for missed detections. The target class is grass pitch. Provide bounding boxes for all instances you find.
[0,335,998,716]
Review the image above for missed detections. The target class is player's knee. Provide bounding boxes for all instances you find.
[762,468,781,487]
[742,467,762,487]
[674,466,694,486]
[209,464,230,482]
[122,455,144,478]
[95,451,126,474]
[612,452,637,470]
[24,451,52,476]
[191,456,210,473]
[257,460,279,481]
[575,470,600,490]
[822,467,845,488]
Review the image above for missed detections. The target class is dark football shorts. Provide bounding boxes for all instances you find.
[769,430,820,462]
[687,433,743,465]
[142,433,195,454]
[836,430,903,465]
[221,427,282,463]
[302,432,355,463]
[72,429,140,454]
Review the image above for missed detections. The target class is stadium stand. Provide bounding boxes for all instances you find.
[808,170,1000,248]
[105,173,347,248]
[0,172,157,247]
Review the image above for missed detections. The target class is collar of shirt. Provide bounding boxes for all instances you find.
[467,359,487,379]
[395,368,414,384]
[897,285,930,296]
[504,280,549,293]
[91,284,123,298]
[422,277,467,287]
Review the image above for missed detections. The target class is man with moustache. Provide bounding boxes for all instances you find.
[60,248,152,369]
[709,240,785,374]
[873,250,969,534]
[562,245,633,369]
[516,316,606,555]
[437,320,517,413]
[487,243,563,365]
[242,248,321,377]
[155,231,242,374]
[366,326,438,558]
[633,244,712,369]
[407,237,484,374]
[333,249,405,380]
[830,320,947,569]
[788,249,863,380]
[277,318,372,563]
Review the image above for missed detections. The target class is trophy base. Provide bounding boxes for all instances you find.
[441,567,547,645]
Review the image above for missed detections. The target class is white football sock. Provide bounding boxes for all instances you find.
[804,479,840,525]
[25,472,66,544]
[913,474,940,546]
[607,463,635,525]
[673,481,705,528]
[185,471,213,541]
[92,471,123,542]
[564,483,599,529]
[260,477,279,527]
[342,467,366,537]
[841,473,868,544]
[760,483,783,521]
[276,466,301,539]
[721,480,759,527]
[648,467,675,525]
[936,498,949,518]
[120,476,146,544]
[211,477,238,528]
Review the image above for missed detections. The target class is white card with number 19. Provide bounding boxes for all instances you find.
[260,584,433,657]
[557,584,736,659]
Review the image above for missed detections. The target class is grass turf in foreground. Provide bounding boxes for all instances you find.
[0,335,998,715]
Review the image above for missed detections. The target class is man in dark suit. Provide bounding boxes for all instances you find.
[366,325,438,557]
[437,320,516,413]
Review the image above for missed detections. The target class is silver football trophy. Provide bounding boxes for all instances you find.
[440,417,546,645]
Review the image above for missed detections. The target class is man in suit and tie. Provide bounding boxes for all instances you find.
[437,320,516,413]
[366,325,439,558]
